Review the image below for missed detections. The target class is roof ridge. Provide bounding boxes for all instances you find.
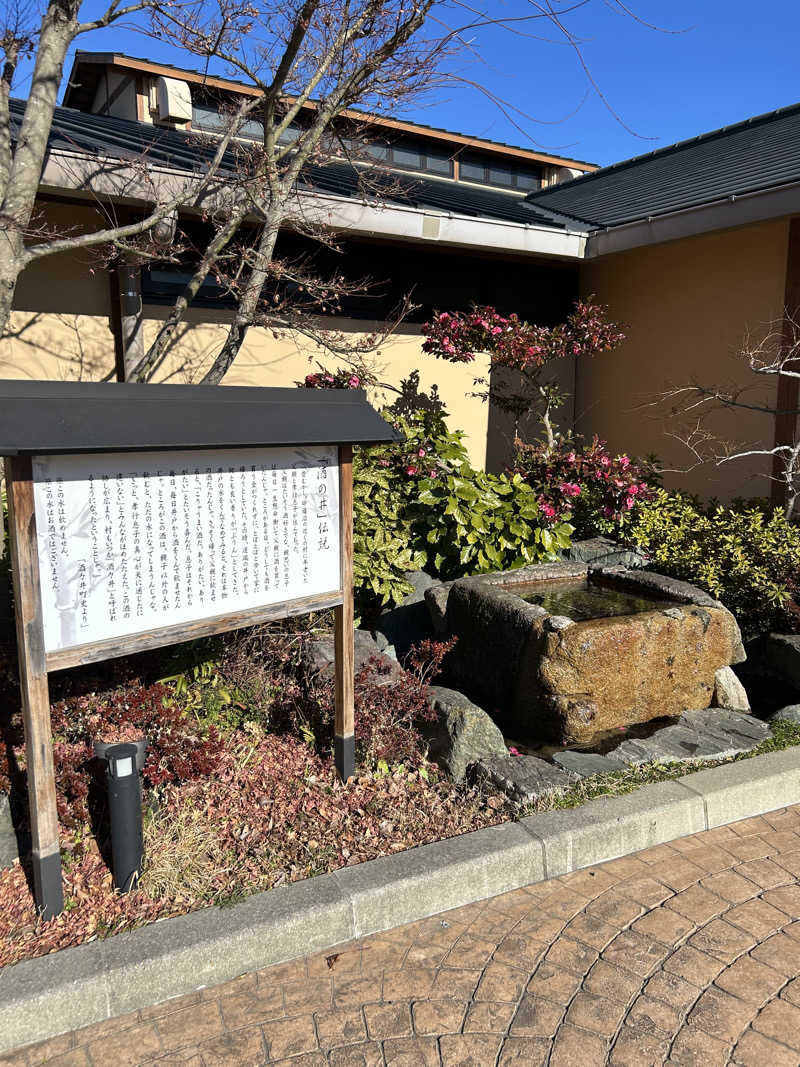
[525,99,800,202]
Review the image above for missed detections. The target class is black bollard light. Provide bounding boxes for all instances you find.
[104,742,144,892]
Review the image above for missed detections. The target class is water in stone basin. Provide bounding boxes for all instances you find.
[515,577,682,621]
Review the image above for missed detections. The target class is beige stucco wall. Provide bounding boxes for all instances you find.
[140,309,491,467]
[2,202,490,467]
[579,219,790,501]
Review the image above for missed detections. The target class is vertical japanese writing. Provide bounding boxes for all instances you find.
[204,467,216,602]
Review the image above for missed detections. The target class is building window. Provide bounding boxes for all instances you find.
[459,151,541,191]
[191,102,299,144]
[359,137,453,177]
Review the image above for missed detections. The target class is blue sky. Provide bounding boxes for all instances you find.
[26,0,800,168]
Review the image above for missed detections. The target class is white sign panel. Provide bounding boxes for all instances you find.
[32,446,340,654]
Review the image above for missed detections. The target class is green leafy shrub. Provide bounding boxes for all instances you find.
[352,409,470,617]
[414,469,572,578]
[353,445,426,618]
[627,489,800,637]
[352,408,573,609]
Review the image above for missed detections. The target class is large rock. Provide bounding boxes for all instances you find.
[374,570,438,660]
[443,565,746,745]
[765,634,800,692]
[302,629,403,685]
[425,582,453,638]
[768,704,800,724]
[423,686,508,783]
[472,755,572,803]
[712,666,750,712]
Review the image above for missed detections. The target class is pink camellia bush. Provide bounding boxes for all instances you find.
[302,368,364,389]
[422,298,626,452]
[513,435,656,533]
[422,299,625,371]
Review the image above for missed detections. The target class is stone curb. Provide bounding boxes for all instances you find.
[3,746,800,1054]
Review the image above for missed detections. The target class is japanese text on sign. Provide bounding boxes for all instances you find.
[32,446,340,654]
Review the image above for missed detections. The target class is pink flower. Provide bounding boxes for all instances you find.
[624,496,635,510]
[600,455,611,466]
[348,375,361,387]
[405,466,418,476]
[541,502,557,519]
[566,452,576,464]
[418,448,426,457]
[491,326,502,335]
[619,455,630,468]
[508,746,520,756]
[628,484,639,496]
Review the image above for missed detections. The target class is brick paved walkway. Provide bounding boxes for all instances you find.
[9,806,800,1066]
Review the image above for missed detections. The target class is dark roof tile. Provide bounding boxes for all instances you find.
[525,102,800,228]
[13,99,563,229]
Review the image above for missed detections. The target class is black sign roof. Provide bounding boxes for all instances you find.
[0,380,400,455]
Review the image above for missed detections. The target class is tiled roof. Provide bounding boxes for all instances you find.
[525,102,800,228]
[17,99,564,229]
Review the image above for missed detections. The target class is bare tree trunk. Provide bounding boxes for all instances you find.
[131,205,248,382]
[201,214,281,384]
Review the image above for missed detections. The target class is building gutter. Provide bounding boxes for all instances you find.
[37,146,586,262]
[585,179,800,258]
[299,190,586,260]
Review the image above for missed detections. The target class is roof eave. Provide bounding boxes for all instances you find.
[585,180,800,258]
[37,143,586,261]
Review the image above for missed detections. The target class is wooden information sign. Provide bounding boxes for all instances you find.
[0,381,397,919]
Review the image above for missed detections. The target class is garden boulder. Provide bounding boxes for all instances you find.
[0,795,18,870]
[764,634,800,693]
[302,629,403,685]
[567,537,645,569]
[374,570,439,660]
[712,666,750,712]
[423,686,508,783]
[768,704,800,724]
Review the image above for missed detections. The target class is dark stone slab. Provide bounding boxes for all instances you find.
[472,755,572,803]
[552,751,628,779]
[611,708,769,766]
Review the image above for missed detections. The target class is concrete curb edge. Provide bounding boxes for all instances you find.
[2,745,799,1054]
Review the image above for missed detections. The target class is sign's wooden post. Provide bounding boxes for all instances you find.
[334,445,355,781]
[4,456,64,919]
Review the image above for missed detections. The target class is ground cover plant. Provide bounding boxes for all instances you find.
[0,626,516,968]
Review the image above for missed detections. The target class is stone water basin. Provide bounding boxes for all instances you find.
[440,562,745,744]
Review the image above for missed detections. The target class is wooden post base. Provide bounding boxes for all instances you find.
[32,849,64,921]
[334,733,355,782]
